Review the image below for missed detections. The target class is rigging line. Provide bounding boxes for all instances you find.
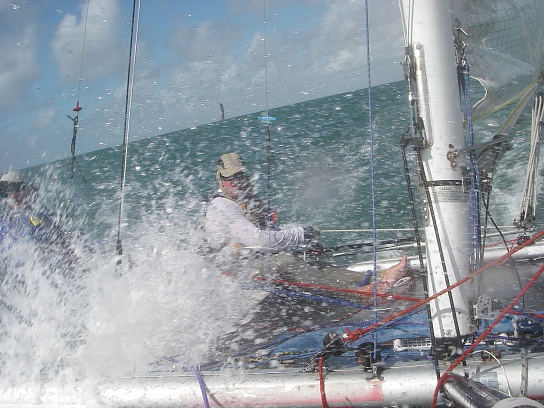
[259,0,276,280]
[431,262,544,408]
[192,367,211,408]
[400,134,439,380]
[68,0,90,183]
[363,0,379,361]
[398,0,414,48]
[77,0,91,101]
[471,350,514,396]
[400,132,425,269]
[116,0,141,260]
[262,0,270,117]
[318,357,329,408]
[517,92,544,229]
[460,63,482,272]
[67,112,87,183]
[415,146,464,345]
[265,122,272,209]
[481,190,492,260]
[481,193,526,310]
[322,227,415,232]
[342,228,544,344]
[220,270,421,302]
[321,226,518,233]
[260,0,276,211]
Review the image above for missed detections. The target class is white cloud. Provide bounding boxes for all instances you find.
[51,0,123,83]
[33,107,57,129]
[0,25,40,110]
[95,0,405,146]
[0,0,405,170]
[136,0,403,132]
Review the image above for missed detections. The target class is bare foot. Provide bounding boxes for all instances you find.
[380,255,408,285]
[358,256,410,296]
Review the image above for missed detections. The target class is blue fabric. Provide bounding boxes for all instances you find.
[0,218,31,244]
[0,212,62,246]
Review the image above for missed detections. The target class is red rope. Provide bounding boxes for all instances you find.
[485,238,517,248]
[431,262,544,407]
[221,271,421,302]
[342,229,544,343]
[318,357,329,408]
[510,310,544,319]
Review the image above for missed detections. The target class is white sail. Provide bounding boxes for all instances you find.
[452,0,544,120]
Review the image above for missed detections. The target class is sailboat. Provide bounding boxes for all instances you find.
[92,1,544,407]
[1,0,544,407]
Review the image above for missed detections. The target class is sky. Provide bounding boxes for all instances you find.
[0,0,404,171]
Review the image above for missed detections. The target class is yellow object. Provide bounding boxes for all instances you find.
[29,216,43,227]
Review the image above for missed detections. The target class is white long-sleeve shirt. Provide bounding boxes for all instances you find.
[205,195,306,251]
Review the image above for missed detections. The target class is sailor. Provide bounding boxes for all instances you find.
[205,152,321,253]
[0,170,33,202]
[0,171,34,243]
[204,153,413,353]
[0,171,70,249]
[204,153,410,288]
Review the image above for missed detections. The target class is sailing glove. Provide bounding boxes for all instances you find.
[303,226,321,241]
[307,241,325,255]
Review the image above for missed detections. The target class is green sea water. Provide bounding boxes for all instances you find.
[28,79,537,256]
[1,80,540,400]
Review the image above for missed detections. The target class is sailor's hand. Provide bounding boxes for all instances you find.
[306,241,325,255]
[263,207,278,224]
[303,226,321,240]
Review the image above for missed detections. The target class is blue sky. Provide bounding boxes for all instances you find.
[0,0,404,171]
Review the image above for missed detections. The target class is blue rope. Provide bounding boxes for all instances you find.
[240,281,371,309]
[460,64,482,270]
[363,0,379,359]
[193,366,211,408]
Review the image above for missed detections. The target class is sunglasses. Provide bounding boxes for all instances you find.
[223,172,250,185]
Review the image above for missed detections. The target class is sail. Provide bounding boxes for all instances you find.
[452,0,544,120]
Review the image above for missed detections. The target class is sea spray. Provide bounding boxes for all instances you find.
[80,225,256,376]
[0,168,259,403]
[0,81,539,404]
[0,172,96,403]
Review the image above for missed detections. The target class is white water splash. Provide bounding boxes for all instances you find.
[0,172,256,404]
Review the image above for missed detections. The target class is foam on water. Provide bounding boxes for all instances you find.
[0,170,257,404]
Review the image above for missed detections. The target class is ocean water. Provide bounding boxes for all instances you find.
[0,80,541,403]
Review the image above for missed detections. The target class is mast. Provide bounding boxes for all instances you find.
[401,0,476,347]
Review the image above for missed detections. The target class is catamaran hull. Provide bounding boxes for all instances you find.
[96,353,544,407]
[348,240,544,273]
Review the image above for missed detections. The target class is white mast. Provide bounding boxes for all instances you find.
[400,0,476,345]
